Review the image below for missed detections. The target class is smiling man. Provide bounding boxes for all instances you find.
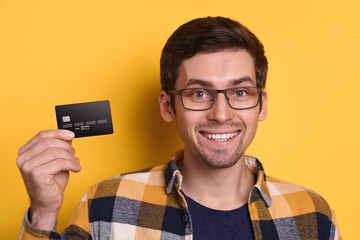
[161,49,265,213]
[18,17,341,239]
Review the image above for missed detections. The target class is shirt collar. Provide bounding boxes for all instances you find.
[164,149,272,207]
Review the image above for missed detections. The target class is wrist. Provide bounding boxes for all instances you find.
[29,207,58,231]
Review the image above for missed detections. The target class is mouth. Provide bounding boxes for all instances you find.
[200,130,240,142]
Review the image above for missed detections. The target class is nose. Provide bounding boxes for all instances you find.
[207,92,234,123]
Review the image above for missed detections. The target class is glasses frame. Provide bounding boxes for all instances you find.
[168,86,262,111]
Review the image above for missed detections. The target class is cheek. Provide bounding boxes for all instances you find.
[246,120,259,139]
[240,110,260,136]
[175,110,202,141]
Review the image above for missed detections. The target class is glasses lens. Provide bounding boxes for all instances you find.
[227,87,259,109]
[181,88,214,110]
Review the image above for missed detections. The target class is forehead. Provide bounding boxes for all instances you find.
[176,49,256,88]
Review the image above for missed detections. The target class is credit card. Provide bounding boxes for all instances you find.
[55,100,114,138]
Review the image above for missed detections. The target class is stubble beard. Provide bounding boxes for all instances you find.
[196,133,244,169]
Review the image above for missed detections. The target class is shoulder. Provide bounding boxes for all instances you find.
[86,164,167,200]
[265,176,333,219]
[264,176,342,238]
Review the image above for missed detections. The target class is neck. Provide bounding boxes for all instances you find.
[179,150,255,211]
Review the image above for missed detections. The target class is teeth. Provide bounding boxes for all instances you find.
[205,132,238,141]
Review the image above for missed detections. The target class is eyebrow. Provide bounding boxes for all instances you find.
[184,76,255,88]
[230,77,255,86]
[184,79,213,88]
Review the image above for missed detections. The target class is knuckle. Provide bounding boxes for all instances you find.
[40,138,55,149]
[22,161,32,175]
[55,159,68,170]
[31,167,43,179]
[36,131,47,139]
[16,156,23,168]
[63,160,71,168]
[46,147,60,157]
[63,142,72,151]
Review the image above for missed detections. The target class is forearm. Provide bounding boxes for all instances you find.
[18,205,92,240]
[29,207,58,231]
[18,209,61,240]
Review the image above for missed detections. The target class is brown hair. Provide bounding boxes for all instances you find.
[160,16,268,110]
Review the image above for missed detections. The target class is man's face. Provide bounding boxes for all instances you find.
[161,49,267,168]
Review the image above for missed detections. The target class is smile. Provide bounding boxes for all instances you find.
[202,131,239,142]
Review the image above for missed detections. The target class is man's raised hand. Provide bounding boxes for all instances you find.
[16,130,81,231]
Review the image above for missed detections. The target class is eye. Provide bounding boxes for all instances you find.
[193,90,208,98]
[235,90,247,97]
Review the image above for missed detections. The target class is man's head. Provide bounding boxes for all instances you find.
[160,16,268,110]
[159,17,268,169]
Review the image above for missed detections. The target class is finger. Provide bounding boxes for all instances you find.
[28,159,81,195]
[33,158,81,178]
[17,138,76,167]
[18,130,75,156]
[20,148,79,173]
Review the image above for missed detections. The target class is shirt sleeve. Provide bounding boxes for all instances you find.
[331,208,342,240]
[17,190,92,240]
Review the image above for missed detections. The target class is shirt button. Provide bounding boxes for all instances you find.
[182,214,188,222]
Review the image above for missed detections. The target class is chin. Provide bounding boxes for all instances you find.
[200,148,243,169]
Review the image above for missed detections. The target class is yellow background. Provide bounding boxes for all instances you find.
[1,0,359,239]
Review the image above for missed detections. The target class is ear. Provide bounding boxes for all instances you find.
[258,90,267,121]
[159,90,176,122]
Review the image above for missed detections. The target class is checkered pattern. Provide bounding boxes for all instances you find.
[19,150,341,239]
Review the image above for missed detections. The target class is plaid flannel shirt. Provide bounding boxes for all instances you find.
[19,150,341,240]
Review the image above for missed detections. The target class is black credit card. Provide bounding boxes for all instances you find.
[55,100,114,138]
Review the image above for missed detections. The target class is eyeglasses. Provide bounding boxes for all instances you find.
[168,87,262,111]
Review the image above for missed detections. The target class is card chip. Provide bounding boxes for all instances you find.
[62,116,71,122]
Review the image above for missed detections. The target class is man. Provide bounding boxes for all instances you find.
[17,17,341,239]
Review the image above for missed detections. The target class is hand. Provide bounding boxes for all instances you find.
[16,130,81,230]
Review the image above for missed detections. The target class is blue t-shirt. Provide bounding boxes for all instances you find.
[183,191,255,240]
